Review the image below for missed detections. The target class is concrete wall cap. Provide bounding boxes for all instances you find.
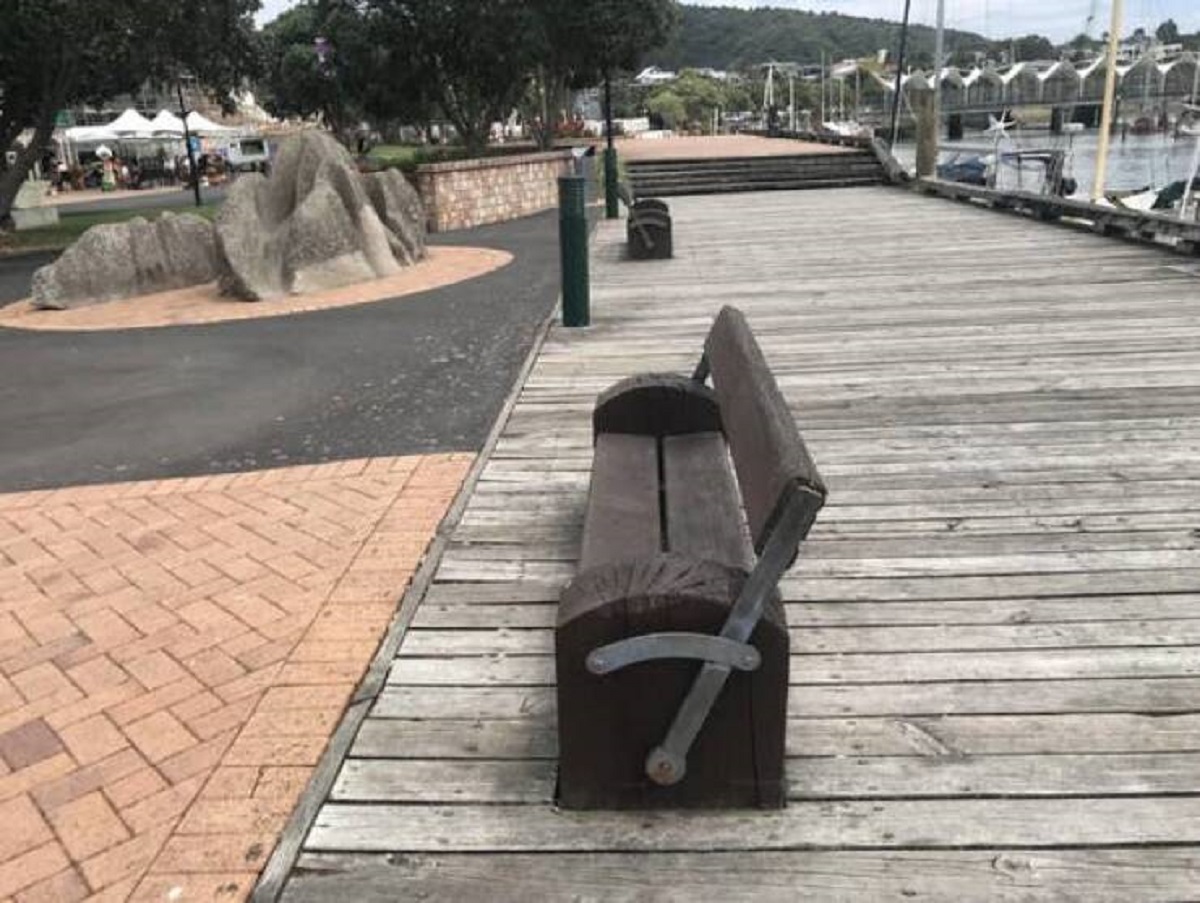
[416,149,574,175]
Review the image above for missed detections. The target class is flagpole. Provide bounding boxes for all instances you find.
[1091,0,1124,202]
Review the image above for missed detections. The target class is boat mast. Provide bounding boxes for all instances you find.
[933,0,946,162]
[820,51,826,125]
[1091,0,1124,202]
[888,0,914,148]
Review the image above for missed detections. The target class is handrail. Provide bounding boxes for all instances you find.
[915,177,1200,253]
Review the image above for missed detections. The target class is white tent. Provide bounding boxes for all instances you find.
[185,111,234,135]
[64,124,120,143]
[106,108,156,137]
[149,110,186,135]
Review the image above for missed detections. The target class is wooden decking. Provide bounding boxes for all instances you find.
[285,187,1200,899]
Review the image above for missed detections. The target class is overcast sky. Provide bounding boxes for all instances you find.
[254,0,1200,45]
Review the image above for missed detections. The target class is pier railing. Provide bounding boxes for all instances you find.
[755,129,1199,256]
[914,177,1200,255]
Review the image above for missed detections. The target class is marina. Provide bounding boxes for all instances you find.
[897,129,1200,194]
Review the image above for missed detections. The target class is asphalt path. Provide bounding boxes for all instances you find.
[0,212,561,491]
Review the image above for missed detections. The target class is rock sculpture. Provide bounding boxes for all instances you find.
[32,213,219,310]
[30,130,427,309]
[362,169,427,265]
[216,132,426,301]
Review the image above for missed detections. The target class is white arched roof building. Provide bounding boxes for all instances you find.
[964,66,1005,105]
[1039,60,1082,103]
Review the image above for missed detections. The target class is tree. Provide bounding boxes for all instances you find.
[370,0,540,155]
[1156,20,1181,45]
[1011,34,1056,62]
[523,0,679,149]
[260,1,433,145]
[0,0,259,227]
[645,90,686,129]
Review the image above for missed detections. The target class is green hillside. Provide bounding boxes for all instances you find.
[650,4,992,70]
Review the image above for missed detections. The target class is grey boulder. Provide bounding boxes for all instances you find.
[31,213,219,310]
[216,132,424,301]
[362,169,427,265]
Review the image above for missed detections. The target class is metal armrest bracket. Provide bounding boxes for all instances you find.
[586,633,761,676]
[646,491,819,787]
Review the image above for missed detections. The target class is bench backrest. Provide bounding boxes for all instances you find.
[705,306,826,554]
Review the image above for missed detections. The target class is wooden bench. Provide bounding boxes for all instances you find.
[556,306,827,809]
[618,183,673,260]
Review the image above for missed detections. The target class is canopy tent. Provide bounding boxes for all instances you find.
[106,108,156,137]
[63,124,120,143]
[149,110,186,135]
[185,111,234,135]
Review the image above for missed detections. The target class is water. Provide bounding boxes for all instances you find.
[895,130,1200,196]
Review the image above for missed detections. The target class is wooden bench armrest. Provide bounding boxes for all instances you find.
[648,488,819,787]
[587,632,761,675]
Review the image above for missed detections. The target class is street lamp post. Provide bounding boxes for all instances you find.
[177,82,203,209]
[604,73,619,219]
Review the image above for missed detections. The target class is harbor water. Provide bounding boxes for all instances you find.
[895,129,1200,196]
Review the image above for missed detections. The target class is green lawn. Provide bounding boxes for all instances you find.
[0,203,219,255]
[367,144,471,170]
[366,142,543,171]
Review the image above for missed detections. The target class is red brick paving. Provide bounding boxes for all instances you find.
[0,454,472,901]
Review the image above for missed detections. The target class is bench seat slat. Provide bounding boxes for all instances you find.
[580,433,661,570]
[663,433,752,572]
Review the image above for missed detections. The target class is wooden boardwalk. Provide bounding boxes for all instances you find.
[285,187,1200,900]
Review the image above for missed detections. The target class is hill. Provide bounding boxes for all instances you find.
[649,4,992,71]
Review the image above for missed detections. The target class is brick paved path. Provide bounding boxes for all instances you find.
[0,453,471,901]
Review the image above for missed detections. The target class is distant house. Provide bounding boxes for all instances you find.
[634,66,678,86]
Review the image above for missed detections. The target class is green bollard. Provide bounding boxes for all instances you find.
[559,175,590,328]
[604,147,620,220]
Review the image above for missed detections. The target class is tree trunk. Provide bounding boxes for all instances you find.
[461,122,488,157]
[0,114,55,230]
[537,66,553,151]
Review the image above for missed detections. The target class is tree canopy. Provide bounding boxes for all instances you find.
[0,0,260,225]
[259,0,678,154]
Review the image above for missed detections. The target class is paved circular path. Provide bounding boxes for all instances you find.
[0,247,512,332]
[0,212,561,492]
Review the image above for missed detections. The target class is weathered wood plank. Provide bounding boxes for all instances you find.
[397,619,1200,656]
[413,594,1200,630]
[388,647,1200,685]
[285,849,1200,902]
[350,713,1200,760]
[333,753,1200,803]
[306,797,1200,851]
[373,677,1200,719]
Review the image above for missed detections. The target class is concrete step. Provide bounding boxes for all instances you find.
[626,176,884,198]
[624,152,872,170]
[625,151,885,199]
[627,163,884,181]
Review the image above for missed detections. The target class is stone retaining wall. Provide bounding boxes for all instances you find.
[415,150,574,233]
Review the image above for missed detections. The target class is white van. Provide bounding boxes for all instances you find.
[225,137,270,171]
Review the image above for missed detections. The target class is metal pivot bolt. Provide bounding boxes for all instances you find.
[558,175,590,328]
[646,746,687,786]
